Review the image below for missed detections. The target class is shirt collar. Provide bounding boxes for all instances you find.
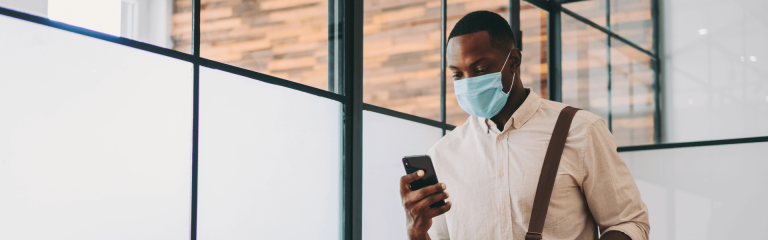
[479,88,542,133]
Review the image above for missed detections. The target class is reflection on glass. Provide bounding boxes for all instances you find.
[610,37,655,146]
[363,0,441,121]
[362,111,443,240]
[563,0,606,28]
[197,67,341,240]
[0,15,192,240]
[445,0,509,126]
[520,2,548,100]
[561,14,609,122]
[663,0,768,143]
[193,0,329,90]
[609,0,652,50]
[620,141,768,240]
[0,0,183,51]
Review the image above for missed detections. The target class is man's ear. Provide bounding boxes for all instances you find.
[511,47,522,73]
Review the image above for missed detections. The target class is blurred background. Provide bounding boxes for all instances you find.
[0,0,766,239]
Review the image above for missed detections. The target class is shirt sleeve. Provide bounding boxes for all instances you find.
[427,213,450,240]
[581,119,650,240]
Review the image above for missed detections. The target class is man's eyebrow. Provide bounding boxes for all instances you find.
[448,57,488,69]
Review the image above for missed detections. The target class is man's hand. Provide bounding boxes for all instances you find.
[400,170,452,240]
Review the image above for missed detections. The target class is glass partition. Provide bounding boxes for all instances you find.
[363,0,442,121]
[662,0,768,143]
[611,37,655,146]
[362,111,443,240]
[620,141,768,240]
[196,0,330,90]
[561,13,610,122]
[197,67,342,240]
[0,0,187,52]
[0,15,193,240]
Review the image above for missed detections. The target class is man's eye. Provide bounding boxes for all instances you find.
[452,74,461,80]
[476,67,489,75]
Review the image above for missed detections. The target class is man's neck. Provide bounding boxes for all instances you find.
[490,86,529,132]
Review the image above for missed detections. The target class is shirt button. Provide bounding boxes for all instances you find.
[499,171,505,177]
[515,123,521,128]
[502,210,508,216]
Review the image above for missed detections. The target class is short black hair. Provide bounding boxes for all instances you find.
[447,11,516,52]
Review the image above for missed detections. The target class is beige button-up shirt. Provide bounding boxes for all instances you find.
[427,90,649,240]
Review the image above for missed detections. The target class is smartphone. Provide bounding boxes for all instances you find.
[402,155,446,208]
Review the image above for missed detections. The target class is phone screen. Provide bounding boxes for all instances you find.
[403,155,446,208]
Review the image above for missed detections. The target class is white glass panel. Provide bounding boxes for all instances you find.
[663,0,768,143]
[197,67,341,240]
[620,142,768,240]
[0,0,183,51]
[0,0,48,17]
[0,15,192,240]
[363,111,443,240]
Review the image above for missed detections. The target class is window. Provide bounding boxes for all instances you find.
[193,0,331,90]
[363,0,442,121]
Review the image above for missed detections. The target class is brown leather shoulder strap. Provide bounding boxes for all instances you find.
[525,106,580,240]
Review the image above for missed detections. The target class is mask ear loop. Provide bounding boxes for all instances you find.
[501,49,515,94]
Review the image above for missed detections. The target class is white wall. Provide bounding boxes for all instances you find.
[662,0,768,143]
[620,142,768,240]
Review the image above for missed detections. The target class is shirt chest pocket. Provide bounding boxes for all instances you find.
[523,174,578,228]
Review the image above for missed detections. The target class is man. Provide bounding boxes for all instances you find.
[399,11,649,240]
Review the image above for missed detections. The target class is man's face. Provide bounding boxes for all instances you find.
[447,31,519,93]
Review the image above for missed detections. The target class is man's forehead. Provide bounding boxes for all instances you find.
[447,31,496,64]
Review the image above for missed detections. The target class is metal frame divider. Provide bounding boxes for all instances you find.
[441,0,448,136]
[339,0,364,240]
[190,0,201,239]
[606,0,613,131]
[548,2,563,102]
[651,0,663,143]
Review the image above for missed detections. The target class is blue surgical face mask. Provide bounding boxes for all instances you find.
[454,51,515,119]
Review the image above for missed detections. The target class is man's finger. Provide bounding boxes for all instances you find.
[414,190,449,211]
[399,170,425,193]
[424,201,452,218]
[408,183,446,202]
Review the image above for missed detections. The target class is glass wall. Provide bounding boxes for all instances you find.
[662,0,768,143]
[561,13,610,122]
[194,0,330,90]
[611,38,655,146]
[620,141,768,240]
[561,0,657,146]
[0,15,192,239]
[0,0,185,52]
[197,67,342,239]
[362,111,443,240]
[362,0,442,121]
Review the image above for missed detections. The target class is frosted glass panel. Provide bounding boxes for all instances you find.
[620,142,768,240]
[0,15,193,240]
[663,0,768,143]
[198,67,341,240]
[363,111,443,240]
[0,0,185,51]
